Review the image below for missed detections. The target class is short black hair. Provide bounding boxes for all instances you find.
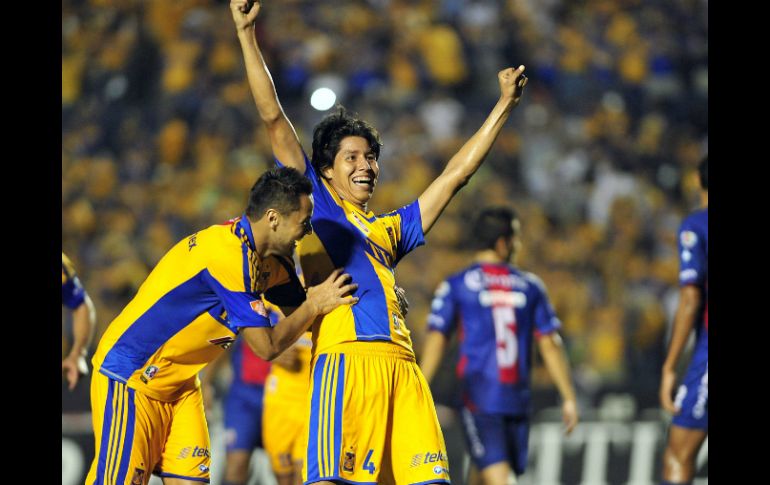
[472,206,519,250]
[311,105,382,175]
[698,155,707,190]
[246,167,312,220]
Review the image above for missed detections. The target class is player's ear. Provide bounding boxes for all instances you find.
[265,209,281,230]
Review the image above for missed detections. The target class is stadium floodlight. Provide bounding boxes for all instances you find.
[310,87,337,111]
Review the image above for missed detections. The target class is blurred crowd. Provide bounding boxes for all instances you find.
[62,0,708,408]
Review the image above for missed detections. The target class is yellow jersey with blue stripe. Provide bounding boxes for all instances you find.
[92,215,305,402]
[277,155,425,356]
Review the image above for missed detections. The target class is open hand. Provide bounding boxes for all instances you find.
[306,268,359,315]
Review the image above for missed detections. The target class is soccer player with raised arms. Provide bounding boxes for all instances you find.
[231,2,528,484]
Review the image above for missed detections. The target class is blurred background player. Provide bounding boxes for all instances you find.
[658,156,708,485]
[420,206,578,485]
[85,167,358,485]
[202,300,280,485]
[262,330,312,485]
[62,252,97,391]
[232,2,527,483]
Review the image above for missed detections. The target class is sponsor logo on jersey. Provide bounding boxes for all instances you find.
[433,465,450,475]
[410,454,423,467]
[679,269,698,282]
[351,213,370,236]
[681,250,692,262]
[199,464,210,473]
[188,233,198,251]
[464,270,526,292]
[478,290,526,308]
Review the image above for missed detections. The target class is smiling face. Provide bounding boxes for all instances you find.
[322,136,379,211]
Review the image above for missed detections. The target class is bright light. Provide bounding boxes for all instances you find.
[310,87,337,111]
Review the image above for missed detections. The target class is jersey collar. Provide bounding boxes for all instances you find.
[236,214,257,251]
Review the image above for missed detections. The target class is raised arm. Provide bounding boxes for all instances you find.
[231,0,306,172]
[659,285,703,414]
[418,66,528,234]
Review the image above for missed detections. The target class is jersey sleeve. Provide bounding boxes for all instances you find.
[678,218,707,287]
[426,279,458,336]
[528,274,562,339]
[381,200,426,266]
[61,253,87,309]
[204,252,271,329]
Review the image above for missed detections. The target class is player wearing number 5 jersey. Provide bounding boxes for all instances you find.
[420,207,578,485]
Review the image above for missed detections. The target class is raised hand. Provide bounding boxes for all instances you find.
[230,0,260,32]
[498,65,528,107]
[306,268,359,315]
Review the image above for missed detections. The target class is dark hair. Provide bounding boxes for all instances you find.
[473,206,519,250]
[698,156,707,190]
[311,105,382,175]
[246,167,312,219]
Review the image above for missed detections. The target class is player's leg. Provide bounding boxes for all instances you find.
[661,425,707,484]
[156,387,212,484]
[458,408,511,485]
[303,349,388,485]
[85,373,165,485]
[222,387,264,485]
[390,358,451,485]
[264,388,306,485]
[662,357,707,484]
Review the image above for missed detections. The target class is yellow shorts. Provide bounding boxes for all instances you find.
[302,342,450,485]
[85,372,211,485]
[263,373,309,475]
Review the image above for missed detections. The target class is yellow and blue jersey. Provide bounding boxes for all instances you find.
[92,215,305,402]
[62,252,87,309]
[276,155,425,356]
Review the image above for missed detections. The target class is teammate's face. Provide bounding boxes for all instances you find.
[274,194,314,257]
[323,136,379,210]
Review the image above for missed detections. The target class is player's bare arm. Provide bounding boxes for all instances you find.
[231,0,305,172]
[537,332,579,435]
[242,269,358,360]
[418,330,449,385]
[62,294,96,390]
[659,284,703,414]
[417,66,528,234]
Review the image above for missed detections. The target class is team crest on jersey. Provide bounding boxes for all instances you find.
[351,213,370,236]
[131,467,145,485]
[209,336,236,349]
[250,299,268,317]
[342,450,356,473]
[680,230,698,248]
[140,365,159,383]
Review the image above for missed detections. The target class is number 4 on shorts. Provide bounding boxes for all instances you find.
[363,449,376,474]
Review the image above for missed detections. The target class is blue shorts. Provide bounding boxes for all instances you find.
[224,383,265,451]
[672,350,708,431]
[460,407,529,475]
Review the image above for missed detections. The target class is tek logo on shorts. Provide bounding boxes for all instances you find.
[177,446,211,459]
[411,450,447,468]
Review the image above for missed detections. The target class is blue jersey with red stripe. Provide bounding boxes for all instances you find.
[229,310,279,390]
[427,263,561,415]
[678,207,708,355]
